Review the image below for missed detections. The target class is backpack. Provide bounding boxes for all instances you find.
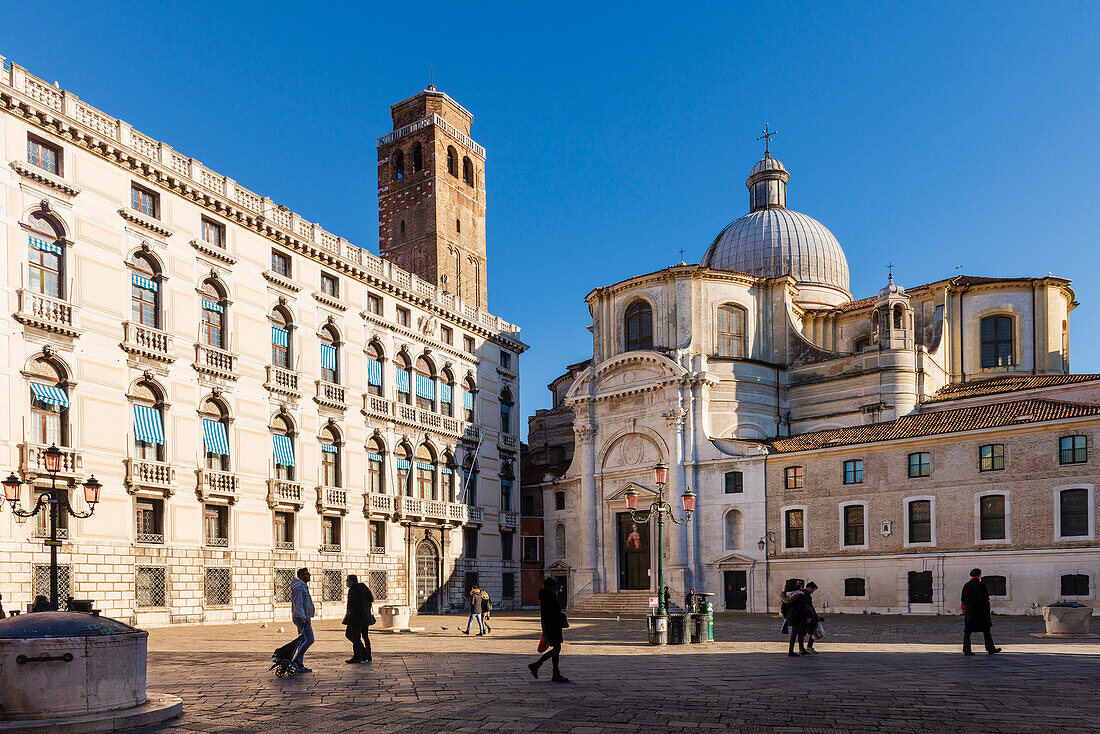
[481,591,492,611]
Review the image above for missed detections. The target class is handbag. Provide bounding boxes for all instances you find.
[813,622,824,639]
[367,613,377,627]
[341,614,350,625]
[780,619,789,635]
[560,614,569,629]
[536,634,549,653]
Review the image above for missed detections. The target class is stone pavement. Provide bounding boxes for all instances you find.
[136,613,1100,734]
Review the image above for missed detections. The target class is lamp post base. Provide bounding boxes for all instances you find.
[648,614,668,646]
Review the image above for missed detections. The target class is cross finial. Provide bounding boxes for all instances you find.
[757,123,778,157]
[679,247,685,263]
[955,264,963,275]
[887,263,894,283]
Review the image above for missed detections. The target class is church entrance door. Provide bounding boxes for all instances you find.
[617,512,651,590]
[724,570,748,610]
[416,542,440,613]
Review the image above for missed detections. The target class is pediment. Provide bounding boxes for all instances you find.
[546,561,573,572]
[601,432,663,472]
[714,551,756,567]
[605,482,658,503]
[592,352,684,394]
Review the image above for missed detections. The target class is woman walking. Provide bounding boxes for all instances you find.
[480,589,493,634]
[780,579,810,657]
[528,577,569,683]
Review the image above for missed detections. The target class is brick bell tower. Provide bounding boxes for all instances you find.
[377,86,488,308]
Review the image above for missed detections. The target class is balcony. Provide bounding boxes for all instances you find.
[314,380,347,411]
[125,458,175,495]
[362,394,392,422]
[500,511,519,528]
[14,290,80,337]
[398,496,483,525]
[267,479,304,509]
[265,365,300,397]
[136,533,164,545]
[366,492,395,517]
[319,543,342,554]
[121,322,174,363]
[205,536,229,548]
[317,486,347,514]
[390,401,471,440]
[500,434,517,449]
[193,343,238,381]
[20,443,81,480]
[196,469,239,503]
[274,540,295,552]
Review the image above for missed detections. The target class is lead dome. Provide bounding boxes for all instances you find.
[701,154,851,306]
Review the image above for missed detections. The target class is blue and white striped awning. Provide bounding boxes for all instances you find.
[30,382,69,409]
[416,461,434,472]
[131,273,157,291]
[29,236,62,255]
[132,404,164,445]
[202,419,230,456]
[396,458,411,471]
[320,343,337,371]
[463,390,474,410]
[272,434,294,467]
[367,359,382,386]
[320,443,339,454]
[367,452,383,463]
[441,466,453,475]
[396,369,410,393]
[440,383,453,404]
[201,298,223,313]
[271,326,289,347]
[415,373,434,400]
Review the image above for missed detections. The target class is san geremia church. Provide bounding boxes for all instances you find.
[0,56,526,623]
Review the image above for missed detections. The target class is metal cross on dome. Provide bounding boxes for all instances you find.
[757,124,778,156]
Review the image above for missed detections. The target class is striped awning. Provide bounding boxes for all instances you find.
[415,373,434,400]
[29,236,62,255]
[366,359,382,387]
[463,390,474,410]
[321,443,339,454]
[202,419,230,456]
[396,369,410,393]
[396,458,411,471]
[416,461,434,472]
[271,326,289,347]
[131,273,157,291]
[441,466,453,475]
[132,404,164,445]
[440,383,453,403]
[272,434,294,467]
[367,452,383,463]
[201,298,223,313]
[320,343,337,371]
[30,382,69,409]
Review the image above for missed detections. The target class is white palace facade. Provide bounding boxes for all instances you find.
[0,56,525,624]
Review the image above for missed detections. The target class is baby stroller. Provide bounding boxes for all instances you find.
[270,633,302,678]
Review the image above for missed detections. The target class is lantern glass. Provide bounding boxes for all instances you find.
[82,475,102,505]
[43,444,63,474]
[653,461,669,486]
[758,538,766,551]
[625,488,639,511]
[3,474,21,503]
[681,489,696,514]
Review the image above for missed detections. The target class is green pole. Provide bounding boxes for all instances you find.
[657,494,665,617]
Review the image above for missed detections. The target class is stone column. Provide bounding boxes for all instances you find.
[574,420,599,594]
[662,403,687,595]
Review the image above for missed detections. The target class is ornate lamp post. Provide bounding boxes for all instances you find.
[4,444,102,610]
[625,460,695,645]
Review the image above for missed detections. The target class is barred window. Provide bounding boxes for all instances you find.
[274,568,295,603]
[908,500,932,543]
[136,566,167,608]
[984,575,1007,597]
[1061,573,1089,597]
[367,570,388,600]
[33,564,71,603]
[843,577,865,597]
[322,569,343,602]
[204,568,232,606]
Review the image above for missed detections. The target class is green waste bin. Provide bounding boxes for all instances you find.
[704,599,714,642]
[668,614,687,644]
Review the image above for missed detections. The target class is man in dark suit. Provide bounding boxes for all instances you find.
[344,574,374,663]
[961,568,1001,656]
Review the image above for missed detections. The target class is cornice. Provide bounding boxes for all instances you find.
[262,270,301,292]
[119,208,172,238]
[190,238,237,265]
[11,160,80,196]
[312,290,348,312]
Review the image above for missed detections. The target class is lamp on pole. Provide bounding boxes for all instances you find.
[624,460,695,646]
[4,444,102,610]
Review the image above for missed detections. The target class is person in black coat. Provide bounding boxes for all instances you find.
[343,574,374,663]
[961,568,1001,655]
[528,577,569,683]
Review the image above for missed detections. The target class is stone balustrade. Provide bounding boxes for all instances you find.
[193,344,237,381]
[366,492,395,516]
[363,396,472,439]
[20,443,81,478]
[317,486,347,513]
[265,365,300,396]
[125,458,175,493]
[121,322,174,362]
[267,479,304,508]
[315,379,347,410]
[15,289,79,337]
[197,469,239,503]
[500,511,519,528]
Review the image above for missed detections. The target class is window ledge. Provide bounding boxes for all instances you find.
[263,270,301,292]
[312,291,347,311]
[119,208,173,238]
[12,160,81,196]
[190,238,236,265]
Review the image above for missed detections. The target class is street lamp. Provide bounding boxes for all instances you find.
[624,460,694,645]
[5,444,102,610]
[757,531,776,553]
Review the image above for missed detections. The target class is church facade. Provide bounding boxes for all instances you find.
[533,150,1098,616]
[0,56,524,624]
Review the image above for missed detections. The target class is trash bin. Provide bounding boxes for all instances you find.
[690,614,703,643]
[668,614,687,644]
[647,614,658,645]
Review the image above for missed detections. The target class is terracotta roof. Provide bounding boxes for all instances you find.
[834,275,1047,313]
[926,374,1100,403]
[768,398,1100,453]
[521,460,571,485]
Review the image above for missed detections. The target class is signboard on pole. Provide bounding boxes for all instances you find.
[649,597,658,608]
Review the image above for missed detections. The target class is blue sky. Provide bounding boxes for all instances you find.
[6,2,1099,439]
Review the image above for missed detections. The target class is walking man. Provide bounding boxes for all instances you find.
[528,577,569,682]
[290,568,316,672]
[462,586,485,635]
[803,581,821,654]
[344,574,373,663]
[962,568,1001,656]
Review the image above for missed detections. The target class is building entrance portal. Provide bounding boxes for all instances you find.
[416,542,441,613]
[617,512,651,590]
[724,570,748,610]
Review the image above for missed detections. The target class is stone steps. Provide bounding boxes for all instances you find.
[571,592,680,616]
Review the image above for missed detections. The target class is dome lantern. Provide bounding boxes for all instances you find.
[747,154,789,212]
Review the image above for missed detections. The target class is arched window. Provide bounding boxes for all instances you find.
[462,456,479,506]
[447,147,458,176]
[320,426,341,488]
[131,380,165,462]
[199,397,230,471]
[395,444,412,496]
[980,315,1014,368]
[624,300,653,351]
[415,444,436,500]
[440,370,455,417]
[501,461,514,512]
[395,354,412,405]
[199,279,227,349]
[412,143,423,172]
[716,304,746,358]
[893,304,904,330]
[28,358,69,447]
[130,255,161,329]
[366,342,384,397]
[415,356,435,410]
[320,325,339,384]
[555,523,566,559]
[399,219,406,235]
[26,211,65,299]
[393,150,404,180]
[462,156,474,186]
[271,414,295,481]
[463,377,477,422]
[270,308,292,369]
[725,509,744,550]
[472,257,482,308]
[499,388,513,435]
[367,436,385,495]
[442,452,456,501]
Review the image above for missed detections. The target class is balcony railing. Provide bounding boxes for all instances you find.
[397,495,483,525]
[35,526,69,540]
[193,343,238,381]
[366,492,395,516]
[274,540,295,551]
[197,469,239,503]
[501,434,517,449]
[121,321,173,362]
[125,458,175,494]
[14,289,79,336]
[365,397,471,439]
[319,543,342,554]
[314,380,347,410]
[468,506,484,523]
[136,532,164,544]
[362,394,392,421]
[267,479,304,508]
[265,365,300,396]
[317,486,347,513]
[500,511,519,528]
[370,545,386,555]
[20,443,81,478]
[206,536,229,548]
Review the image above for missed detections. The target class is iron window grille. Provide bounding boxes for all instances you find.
[33,564,71,603]
[843,577,866,597]
[136,566,167,607]
[322,570,343,602]
[274,568,295,603]
[984,575,1008,597]
[1060,574,1089,597]
[368,570,388,601]
[908,501,932,543]
[204,567,232,606]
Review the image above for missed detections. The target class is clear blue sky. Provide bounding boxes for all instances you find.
[7,2,1099,439]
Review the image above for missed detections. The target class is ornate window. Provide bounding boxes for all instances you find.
[367,437,385,495]
[395,354,412,405]
[415,356,435,410]
[130,380,165,462]
[499,388,514,435]
[442,452,456,501]
[395,444,412,496]
[724,510,744,550]
[272,415,295,481]
[270,308,292,369]
[716,304,746,358]
[320,426,341,488]
[415,445,436,500]
[624,300,653,351]
[199,280,227,349]
[366,343,384,397]
[199,398,231,471]
[130,255,160,328]
[440,370,455,417]
[980,315,1014,368]
[501,462,514,512]
[320,325,340,384]
[463,377,477,422]
[29,358,69,447]
[26,211,65,299]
